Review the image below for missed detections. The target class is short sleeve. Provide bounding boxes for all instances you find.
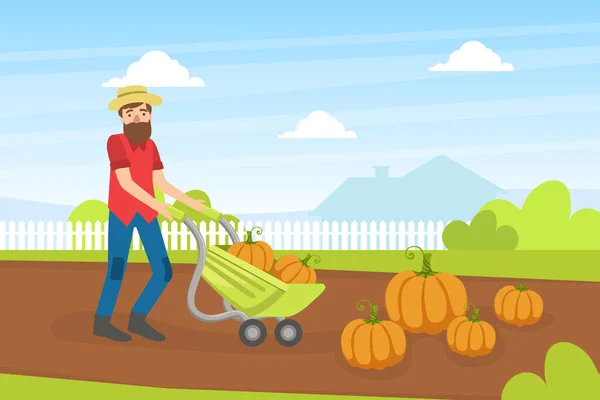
[152,141,164,170]
[107,135,130,170]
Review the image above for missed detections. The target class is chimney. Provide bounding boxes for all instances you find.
[374,166,390,179]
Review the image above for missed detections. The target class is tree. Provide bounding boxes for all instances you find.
[68,200,109,223]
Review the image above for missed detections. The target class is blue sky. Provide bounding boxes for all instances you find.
[1,1,600,213]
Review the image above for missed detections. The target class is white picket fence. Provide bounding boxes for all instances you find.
[0,219,461,251]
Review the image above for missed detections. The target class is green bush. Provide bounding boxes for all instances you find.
[442,210,518,250]
[502,342,600,399]
[480,180,600,250]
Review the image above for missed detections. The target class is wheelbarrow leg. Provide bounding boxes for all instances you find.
[222,298,246,322]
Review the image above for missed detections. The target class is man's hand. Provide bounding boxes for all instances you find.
[187,198,206,212]
[155,201,174,221]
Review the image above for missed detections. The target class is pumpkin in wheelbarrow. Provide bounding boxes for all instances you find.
[273,253,319,284]
[385,246,468,335]
[227,226,274,273]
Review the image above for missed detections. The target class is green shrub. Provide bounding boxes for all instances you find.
[502,342,600,399]
[442,210,518,250]
[480,180,600,250]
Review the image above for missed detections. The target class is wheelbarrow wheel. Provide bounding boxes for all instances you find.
[275,319,303,347]
[239,319,267,347]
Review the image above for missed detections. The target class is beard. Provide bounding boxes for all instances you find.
[123,121,152,144]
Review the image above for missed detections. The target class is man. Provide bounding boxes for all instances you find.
[93,85,204,342]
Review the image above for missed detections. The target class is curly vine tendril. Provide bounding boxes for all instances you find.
[244,226,263,244]
[356,299,380,324]
[404,245,424,261]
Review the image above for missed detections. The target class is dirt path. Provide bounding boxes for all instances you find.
[0,260,599,400]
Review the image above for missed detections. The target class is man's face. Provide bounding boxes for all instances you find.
[121,103,152,144]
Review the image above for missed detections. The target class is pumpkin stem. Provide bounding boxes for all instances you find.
[300,253,321,266]
[405,245,436,277]
[515,281,528,292]
[244,226,262,244]
[356,300,381,325]
[464,303,480,323]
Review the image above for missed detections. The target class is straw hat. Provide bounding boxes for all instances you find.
[108,85,163,111]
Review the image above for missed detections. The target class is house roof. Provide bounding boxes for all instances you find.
[309,155,506,216]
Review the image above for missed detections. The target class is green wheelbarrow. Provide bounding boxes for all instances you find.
[167,205,326,347]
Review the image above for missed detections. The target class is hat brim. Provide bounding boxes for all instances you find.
[108,93,163,111]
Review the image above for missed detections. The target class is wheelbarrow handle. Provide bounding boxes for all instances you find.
[199,206,223,222]
[166,204,223,223]
[166,205,185,222]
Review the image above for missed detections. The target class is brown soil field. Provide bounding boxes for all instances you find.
[0,260,599,400]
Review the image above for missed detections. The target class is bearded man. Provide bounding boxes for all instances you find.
[93,85,204,342]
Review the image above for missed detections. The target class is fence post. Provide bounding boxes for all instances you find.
[75,221,83,250]
[273,221,282,250]
[397,221,406,249]
[283,221,292,250]
[349,221,358,250]
[17,221,26,250]
[378,221,387,250]
[93,221,102,250]
[179,222,188,251]
[46,221,55,250]
[427,221,435,250]
[330,221,340,251]
[84,221,93,251]
[368,221,378,250]
[8,222,16,250]
[340,221,349,250]
[407,221,416,248]
[0,221,6,251]
[169,221,179,250]
[321,221,330,250]
[417,221,426,249]
[65,222,73,250]
[388,221,397,250]
[311,220,320,250]
[27,221,35,250]
[289,221,298,250]
[56,221,64,250]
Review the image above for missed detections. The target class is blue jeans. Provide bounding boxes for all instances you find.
[96,211,172,317]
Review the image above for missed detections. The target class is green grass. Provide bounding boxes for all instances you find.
[0,374,436,400]
[1,249,600,282]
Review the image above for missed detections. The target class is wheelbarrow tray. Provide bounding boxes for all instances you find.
[202,246,325,318]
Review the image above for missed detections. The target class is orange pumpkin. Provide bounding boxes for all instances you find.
[227,226,274,272]
[273,253,318,284]
[341,300,407,370]
[385,246,468,335]
[447,303,496,357]
[494,281,543,326]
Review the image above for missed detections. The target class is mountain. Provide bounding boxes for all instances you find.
[0,196,75,222]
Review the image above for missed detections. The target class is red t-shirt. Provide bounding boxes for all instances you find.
[106,133,164,225]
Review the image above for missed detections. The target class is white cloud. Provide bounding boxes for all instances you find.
[278,110,357,139]
[101,50,206,87]
[428,41,515,72]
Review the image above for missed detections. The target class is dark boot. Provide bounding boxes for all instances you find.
[128,312,165,341]
[93,314,132,342]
